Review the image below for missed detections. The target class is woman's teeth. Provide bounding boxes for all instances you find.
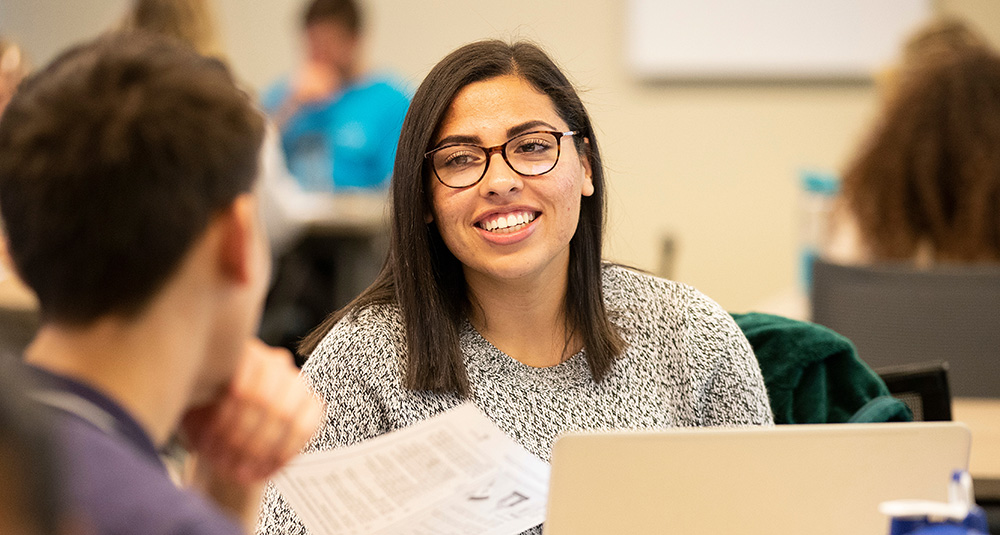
[480,211,536,233]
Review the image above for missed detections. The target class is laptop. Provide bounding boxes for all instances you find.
[543,422,970,535]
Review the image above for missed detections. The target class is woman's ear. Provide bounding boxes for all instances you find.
[580,138,595,197]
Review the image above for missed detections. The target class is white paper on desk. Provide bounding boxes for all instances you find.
[272,404,550,535]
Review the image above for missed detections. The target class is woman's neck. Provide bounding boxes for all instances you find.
[465,266,581,368]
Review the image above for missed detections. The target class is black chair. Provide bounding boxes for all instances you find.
[875,361,952,421]
[811,259,1000,398]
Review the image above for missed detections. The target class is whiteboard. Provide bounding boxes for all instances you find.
[627,0,933,80]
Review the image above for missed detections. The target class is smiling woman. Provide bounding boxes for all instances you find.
[257,40,773,535]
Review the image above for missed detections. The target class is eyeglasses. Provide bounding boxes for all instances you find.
[425,130,578,189]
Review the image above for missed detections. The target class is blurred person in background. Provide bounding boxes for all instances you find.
[0,38,29,114]
[827,17,1000,265]
[259,0,411,359]
[262,0,409,192]
[118,0,226,60]
[876,16,992,105]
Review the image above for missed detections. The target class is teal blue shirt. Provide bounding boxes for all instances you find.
[263,75,410,191]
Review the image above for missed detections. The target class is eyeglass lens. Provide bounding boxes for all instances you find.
[431,131,563,188]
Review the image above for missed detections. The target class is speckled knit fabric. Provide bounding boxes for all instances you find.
[257,264,773,535]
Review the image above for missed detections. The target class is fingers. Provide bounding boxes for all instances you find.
[185,339,325,485]
[229,348,319,481]
[251,372,325,478]
[196,348,260,458]
[205,353,268,481]
[292,61,343,104]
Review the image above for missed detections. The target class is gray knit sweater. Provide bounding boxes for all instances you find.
[257,265,773,535]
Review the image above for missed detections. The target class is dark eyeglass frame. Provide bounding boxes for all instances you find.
[424,130,578,189]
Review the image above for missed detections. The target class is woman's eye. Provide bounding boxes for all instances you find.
[512,138,553,154]
[442,150,480,168]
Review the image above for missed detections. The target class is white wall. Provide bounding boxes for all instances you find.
[3,0,999,312]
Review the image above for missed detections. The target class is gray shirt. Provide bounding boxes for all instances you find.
[257,265,773,534]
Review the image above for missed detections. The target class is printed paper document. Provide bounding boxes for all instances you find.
[272,404,550,535]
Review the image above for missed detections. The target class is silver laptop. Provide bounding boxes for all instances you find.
[544,422,970,535]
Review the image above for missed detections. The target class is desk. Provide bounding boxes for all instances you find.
[953,397,1000,501]
[296,192,389,308]
[287,191,389,237]
[753,285,810,322]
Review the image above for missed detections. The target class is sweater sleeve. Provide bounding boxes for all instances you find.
[688,292,774,427]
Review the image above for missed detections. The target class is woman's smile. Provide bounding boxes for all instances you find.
[476,209,538,233]
[473,207,542,246]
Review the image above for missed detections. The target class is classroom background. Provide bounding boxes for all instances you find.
[2,0,999,313]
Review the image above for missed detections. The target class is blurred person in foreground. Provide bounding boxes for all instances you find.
[262,0,409,191]
[0,358,67,535]
[0,32,323,534]
[828,18,1000,265]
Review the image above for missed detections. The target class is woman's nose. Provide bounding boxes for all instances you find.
[479,152,523,196]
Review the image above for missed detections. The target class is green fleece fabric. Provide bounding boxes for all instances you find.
[731,312,912,424]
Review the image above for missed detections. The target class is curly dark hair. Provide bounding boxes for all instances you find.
[841,44,1000,262]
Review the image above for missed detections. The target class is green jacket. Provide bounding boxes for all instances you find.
[731,312,912,424]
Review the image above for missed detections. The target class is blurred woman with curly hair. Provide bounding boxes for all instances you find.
[832,19,1000,265]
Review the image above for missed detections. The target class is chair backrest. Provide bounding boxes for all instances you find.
[875,361,952,421]
[811,259,1000,398]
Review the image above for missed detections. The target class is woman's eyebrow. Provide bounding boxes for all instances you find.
[507,120,558,138]
[433,134,480,147]
[433,120,560,149]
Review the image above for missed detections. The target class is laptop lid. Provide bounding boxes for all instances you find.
[543,422,970,535]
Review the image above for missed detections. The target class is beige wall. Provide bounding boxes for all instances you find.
[3,0,999,312]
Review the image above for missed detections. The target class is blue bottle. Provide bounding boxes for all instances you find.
[798,169,839,292]
[881,471,990,535]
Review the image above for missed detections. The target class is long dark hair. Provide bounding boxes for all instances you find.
[300,40,625,396]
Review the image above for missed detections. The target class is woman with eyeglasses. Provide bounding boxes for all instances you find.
[257,40,772,535]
